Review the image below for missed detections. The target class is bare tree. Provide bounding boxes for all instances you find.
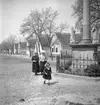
[0,34,16,54]
[58,22,69,33]
[20,7,69,57]
[0,40,9,53]
[7,34,16,54]
[20,7,59,43]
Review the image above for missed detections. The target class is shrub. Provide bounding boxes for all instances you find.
[64,70,71,74]
[58,62,65,73]
[58,61,72,73]
[84,64,100,77]
[64,60,72,70]
[93,52,100,65]
[71,69,82,75]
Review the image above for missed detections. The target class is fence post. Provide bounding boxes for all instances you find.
[56,56,60,72]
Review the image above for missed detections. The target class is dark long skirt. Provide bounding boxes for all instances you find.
[39,61,47,73]
[43,74,52,80]
[32,61,39,74]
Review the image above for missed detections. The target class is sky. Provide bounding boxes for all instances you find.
[0,0,76,43]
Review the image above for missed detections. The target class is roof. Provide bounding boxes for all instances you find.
[26,34,52,48]
[39,35,52,47]
[51,32,82,46]
[19,42,27,49]
[56,33,70,46]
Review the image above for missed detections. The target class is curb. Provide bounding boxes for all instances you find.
[53,72,100,82]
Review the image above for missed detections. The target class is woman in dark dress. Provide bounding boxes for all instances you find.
[39,51,47,75]
[31,52,39,75]
[43,62,52,85]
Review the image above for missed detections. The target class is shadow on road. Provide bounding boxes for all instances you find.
[49,81,59,86]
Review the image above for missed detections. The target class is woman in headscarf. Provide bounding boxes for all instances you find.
[39,50,47,75]
[31,52,39,75]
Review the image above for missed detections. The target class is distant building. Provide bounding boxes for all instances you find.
[21,34,52,57]
[26,38,36,57]
[18,42,27,55]
[51,33,71,56]
[14,34,52,57]
[14,43,19,54]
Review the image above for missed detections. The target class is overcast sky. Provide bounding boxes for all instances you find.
[0,0,76,43]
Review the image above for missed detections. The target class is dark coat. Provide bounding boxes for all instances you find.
[43,67,52,80]
[32,55,39,73]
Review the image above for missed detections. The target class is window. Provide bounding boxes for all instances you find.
[52,48,54,52]
[56,48,58,52]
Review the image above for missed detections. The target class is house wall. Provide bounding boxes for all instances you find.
[14,45,16,54]
[14,45,18,54]
[51,44,72,56]
[18,43,20,54]
[35,41,43,55]
[51,39,72,56]
[43,47,50,57]
[26,47,30,56]
[62,45,72,55]
[14,48,18,54]
[51,44,61,56]
[30,49,34,57]
[51,35,61,56]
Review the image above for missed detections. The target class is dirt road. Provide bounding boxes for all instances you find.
[0,54,100,105]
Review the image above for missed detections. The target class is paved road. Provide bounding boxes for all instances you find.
[0,54,100,105]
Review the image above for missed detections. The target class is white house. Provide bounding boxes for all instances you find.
[50,32,82,56]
